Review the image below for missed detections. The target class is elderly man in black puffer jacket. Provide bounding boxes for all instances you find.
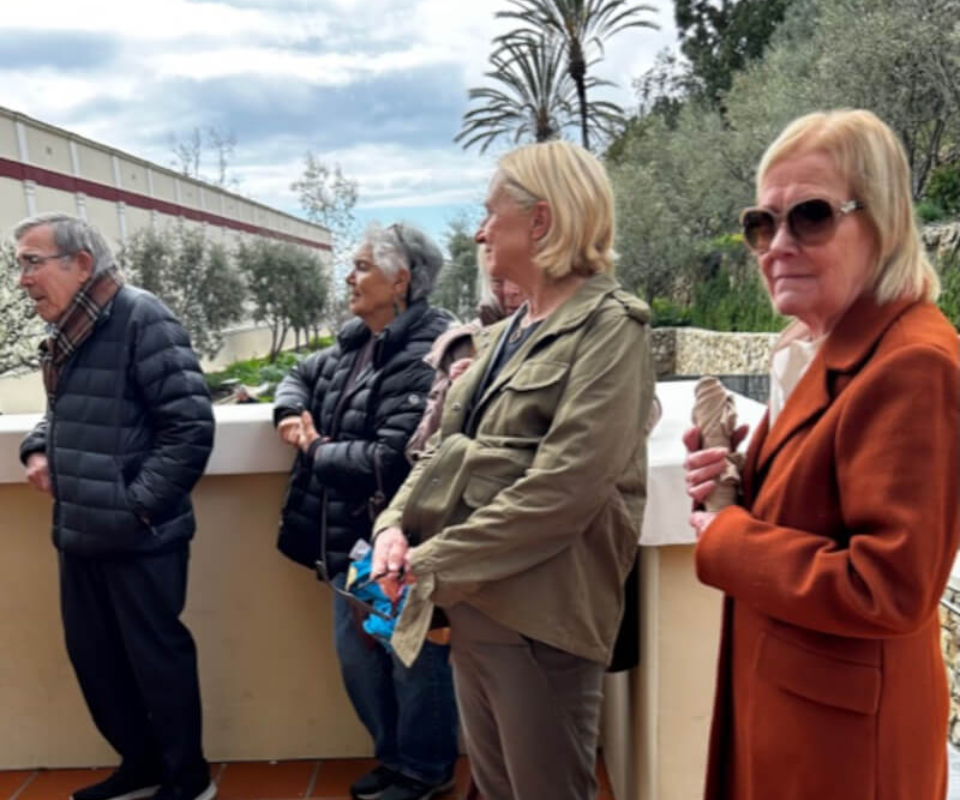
[273,222,458,800]
[17,213,215,800]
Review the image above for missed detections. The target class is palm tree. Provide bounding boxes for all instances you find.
[455,35,624,154]
[496,0,659,151]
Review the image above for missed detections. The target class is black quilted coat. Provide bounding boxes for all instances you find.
[19,285,214,556]
[274,300,449,578]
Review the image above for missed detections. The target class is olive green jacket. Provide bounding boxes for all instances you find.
[375,273,654,666]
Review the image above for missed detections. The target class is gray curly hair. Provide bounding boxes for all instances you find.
[14,212,115,276]
[363,222,443,304]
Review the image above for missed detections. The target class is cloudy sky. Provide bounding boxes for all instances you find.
[0,0,678,252]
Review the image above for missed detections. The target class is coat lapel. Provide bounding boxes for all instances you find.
[466,274,620,423]
[753,293,919,481]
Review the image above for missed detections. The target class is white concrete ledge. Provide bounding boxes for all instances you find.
[1,383,768,547]
[0,404,294,484]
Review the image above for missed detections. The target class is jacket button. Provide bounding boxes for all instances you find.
[452,402,462,411]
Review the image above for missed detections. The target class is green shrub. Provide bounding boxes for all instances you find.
[925,164,960,217]
[689,269,784,332]
[205,337,334,402]
[937,251,960,331]
[917,200,947,224]
[650,297,693,327]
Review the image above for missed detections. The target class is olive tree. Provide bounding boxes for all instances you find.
[0,242,43,375]
[121,226,247,360]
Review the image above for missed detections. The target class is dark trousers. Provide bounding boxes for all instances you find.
[447,603,605,800]
[59,547,209,785]
[332,574,459,784]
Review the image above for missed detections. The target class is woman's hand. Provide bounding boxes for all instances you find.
[689,510,718,539]
[278,415,303,446]
[297,410,320,453]
[373,526,416,603]
[682,423,748,516]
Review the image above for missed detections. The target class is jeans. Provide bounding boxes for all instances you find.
[332,574,459,784]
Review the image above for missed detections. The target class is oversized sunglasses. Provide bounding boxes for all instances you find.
[739,198,864,254]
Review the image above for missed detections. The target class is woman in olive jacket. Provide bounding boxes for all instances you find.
[373,141,655,800]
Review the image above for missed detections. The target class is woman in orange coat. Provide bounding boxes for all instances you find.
[684,109,959,800]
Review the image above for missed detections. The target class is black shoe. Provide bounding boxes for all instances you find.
[152,778,216,800]
[71,768,160,800]
[351,765,399,800]
[380,772,456,800]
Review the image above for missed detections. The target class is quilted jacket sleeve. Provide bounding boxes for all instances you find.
[19,412,49,464]
[311,349,435,498]
[273,348,332,425]
[125,296,215,519]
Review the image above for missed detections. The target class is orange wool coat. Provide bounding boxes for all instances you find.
[697,294,960,800]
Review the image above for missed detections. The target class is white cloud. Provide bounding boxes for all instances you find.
[0,0,680,243]
[2,0,300,39]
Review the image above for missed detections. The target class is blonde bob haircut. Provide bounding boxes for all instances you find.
[757,109,939,303]
[496,139,617,279]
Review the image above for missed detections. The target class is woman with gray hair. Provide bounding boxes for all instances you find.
[273,222,459,800]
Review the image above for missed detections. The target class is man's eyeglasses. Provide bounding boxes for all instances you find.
[739,199,865,254]
[15,252,72,275]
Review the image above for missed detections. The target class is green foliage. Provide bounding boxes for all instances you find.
[456,35,623,152]
[235,237,330,361]
[674,0,794,109]
[432,216,480,319]
[937,251,960,330]
[0,241,43,375]
[121,226,247,360]
[650,297,692,327]
[917,200,948,224]
[495,0,659,150]
[205,337,334,401]
[689,269,784,332]
[925,164,960,217]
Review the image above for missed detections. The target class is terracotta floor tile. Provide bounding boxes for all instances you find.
[216,760,317,799]
[0,771,34,800]
[310,758,377,798]
[17,768,112,800]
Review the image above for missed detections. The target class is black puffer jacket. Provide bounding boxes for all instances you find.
[274,300,450,578]
[20,285,214,556]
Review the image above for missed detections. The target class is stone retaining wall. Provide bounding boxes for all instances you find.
[942,581,960,746]
[651,327,778,378]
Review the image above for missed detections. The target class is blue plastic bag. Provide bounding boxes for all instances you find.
[345,547,407,651]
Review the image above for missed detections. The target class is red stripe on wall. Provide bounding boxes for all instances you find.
[0,157,331,252]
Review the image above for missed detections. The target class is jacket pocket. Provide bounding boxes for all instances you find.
[755,631,881,715]
[505,361,569,391]
[462,473,512,509]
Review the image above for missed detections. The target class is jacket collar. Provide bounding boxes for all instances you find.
[337,300,431,365]
[464,273,622,427]
[748,292,919,484]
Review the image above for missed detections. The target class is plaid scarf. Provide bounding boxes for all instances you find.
[39,265,124,398]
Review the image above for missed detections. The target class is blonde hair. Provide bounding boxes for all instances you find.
[497,140,616,279]
[758,109,939,303]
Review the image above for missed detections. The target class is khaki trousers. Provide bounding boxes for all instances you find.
[447,603,605,800]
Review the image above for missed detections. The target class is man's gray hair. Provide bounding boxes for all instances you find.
[364,222,444,304]
[14,212,115,276]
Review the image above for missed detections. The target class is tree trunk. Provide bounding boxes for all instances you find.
[568,41,590,150]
